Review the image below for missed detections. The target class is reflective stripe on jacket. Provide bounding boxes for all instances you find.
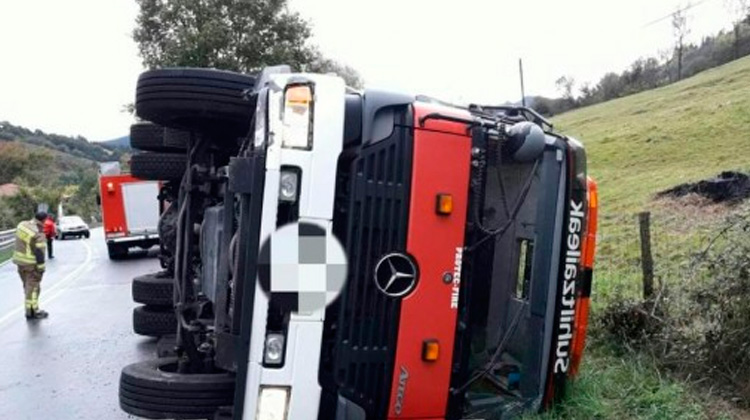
[13,220,46,270]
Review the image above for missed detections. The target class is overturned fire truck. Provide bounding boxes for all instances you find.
[119,66,598,420]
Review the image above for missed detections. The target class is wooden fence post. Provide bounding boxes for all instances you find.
[639,211,654,300]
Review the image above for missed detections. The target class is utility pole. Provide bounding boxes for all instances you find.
[519,58,526,107]
[672,6,690,81]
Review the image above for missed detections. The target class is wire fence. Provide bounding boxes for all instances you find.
[592,202,745,307]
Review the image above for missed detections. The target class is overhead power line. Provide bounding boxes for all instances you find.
[642,0,716,28]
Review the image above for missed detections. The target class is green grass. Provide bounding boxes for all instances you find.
[535,57,750,418]
[528,343,732,420]
[554,55,750,306]
[556,55,750,215]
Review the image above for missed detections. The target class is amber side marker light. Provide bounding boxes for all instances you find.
[436,194,453,215]
[422,339,439,362]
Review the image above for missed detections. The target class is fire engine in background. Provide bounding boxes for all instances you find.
[98,162,161,260]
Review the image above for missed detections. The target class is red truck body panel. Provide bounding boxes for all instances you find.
[386,104,472,419]
[100,174,140,238]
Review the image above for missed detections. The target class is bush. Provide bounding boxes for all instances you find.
[600,299,663,344]
[690,214,750,395]
[600,209,750,406]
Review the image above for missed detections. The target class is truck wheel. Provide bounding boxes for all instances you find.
[135,68,256,137]
[163,127,191,150]
[133,306,177,337]
[130,122,164,152]
[119,357,234,420]
[132,272,174,306]
[131,152,187,182]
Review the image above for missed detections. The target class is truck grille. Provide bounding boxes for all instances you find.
[322,118,413,418]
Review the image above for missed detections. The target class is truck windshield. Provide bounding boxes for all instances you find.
[459,158,549,418]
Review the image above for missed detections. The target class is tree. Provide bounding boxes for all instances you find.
[133,0,362,84]
[672,5,691,81]
[641,57,664,89]
[0,142,31,185]
[598,72,623,100]
[578,82,596,106]
[0,142,52,186]
[555,75,576,103]
[724,0,750,59]
[306,50,364,89]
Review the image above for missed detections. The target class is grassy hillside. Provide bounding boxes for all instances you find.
[543,57,750,419]
[556,55,750,215]
[100,135,131,150]
[0,121,125,162]
[0,131,105,229]
[553,55,750,302]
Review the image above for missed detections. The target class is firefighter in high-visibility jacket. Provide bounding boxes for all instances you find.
[13,212,49,320]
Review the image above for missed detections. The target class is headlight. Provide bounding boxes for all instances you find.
[256,386,290,420]
[263,333,285,365]
[281,85,313,150]
[278,171,299,203]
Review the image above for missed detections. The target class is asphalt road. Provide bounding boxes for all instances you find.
[0,228,161,419]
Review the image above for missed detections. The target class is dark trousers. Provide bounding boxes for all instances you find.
[47,237,53,258]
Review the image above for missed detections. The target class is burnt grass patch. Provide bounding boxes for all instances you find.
[658,171,750,204]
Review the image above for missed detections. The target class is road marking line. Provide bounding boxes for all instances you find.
[0,239,93,328]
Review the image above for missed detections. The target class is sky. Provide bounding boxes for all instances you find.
[0,0,737,142]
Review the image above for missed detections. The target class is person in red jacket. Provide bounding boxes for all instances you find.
[43,215,56,259]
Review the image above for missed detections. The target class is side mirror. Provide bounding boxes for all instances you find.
[96,194,101,206]
[505,122,546,163]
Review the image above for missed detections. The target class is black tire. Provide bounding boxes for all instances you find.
[163,127,191,150]
[132,272,174,306]
[129,122,165,152]
[136,68,256,137]
[133,306,177,337]
[131,152,187,181]
[119,357,234,419]
[83,231,90,239]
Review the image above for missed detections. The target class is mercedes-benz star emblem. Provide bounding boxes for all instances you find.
[374,253,418,297]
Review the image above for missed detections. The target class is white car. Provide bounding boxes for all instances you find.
[56,215,90,240]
